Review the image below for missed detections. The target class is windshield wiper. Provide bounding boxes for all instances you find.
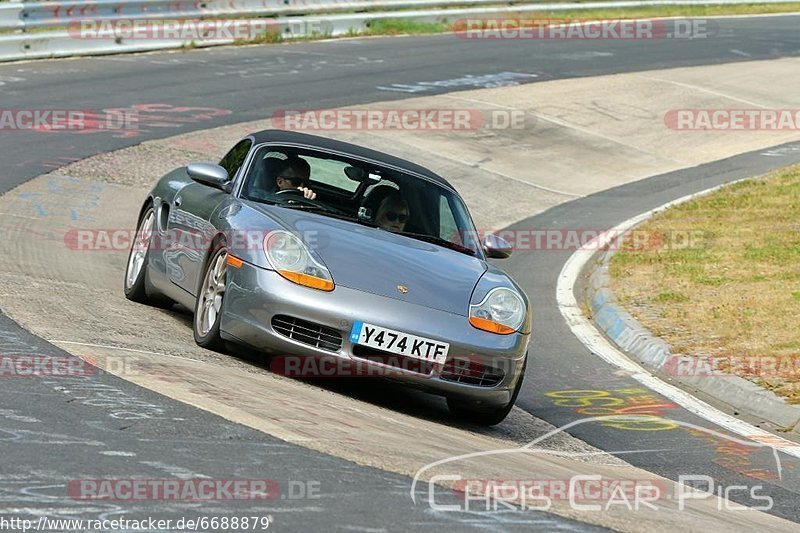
[395,231,477,256]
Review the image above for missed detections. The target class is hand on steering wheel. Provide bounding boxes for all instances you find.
[275,187,318,206]
[276,186,316,200]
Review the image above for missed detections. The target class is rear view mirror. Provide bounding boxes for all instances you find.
[345,166,382,183]
[344,166,366,182]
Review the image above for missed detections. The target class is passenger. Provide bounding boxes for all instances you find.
[375,193,409,232]
[275,156,316,200]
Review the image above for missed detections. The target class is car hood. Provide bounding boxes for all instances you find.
[251,203,488,315]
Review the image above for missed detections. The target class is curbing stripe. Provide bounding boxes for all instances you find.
[556,177,800,458]
[585,237,800,430]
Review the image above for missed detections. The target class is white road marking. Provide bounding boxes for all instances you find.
[377,72,537,93]
[0,410,40,423]
[476,167,581,198]
[637,75,769,108]
[556,178,800,459]
[139,461,210,480]
[99,451,137,457]
[554,51,615,60]
[445,93,684,165]
[49,340,173,358]
[761,144,800,157]
[0,76,25,86]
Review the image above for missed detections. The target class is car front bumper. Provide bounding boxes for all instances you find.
[221,261,529,407]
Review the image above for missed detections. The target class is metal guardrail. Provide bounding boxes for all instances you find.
[0,3,24,31]
[0,0,798,62]
[1,0,513,30]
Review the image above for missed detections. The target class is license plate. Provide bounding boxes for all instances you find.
[349,321,449,364]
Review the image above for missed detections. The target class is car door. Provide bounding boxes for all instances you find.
[166,139,252,295]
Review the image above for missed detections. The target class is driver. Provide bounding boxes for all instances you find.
[275,156,316,200]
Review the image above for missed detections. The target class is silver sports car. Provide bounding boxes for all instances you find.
[124,130,531,425]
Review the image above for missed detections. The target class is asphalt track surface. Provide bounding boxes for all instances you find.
[2,15,800,530]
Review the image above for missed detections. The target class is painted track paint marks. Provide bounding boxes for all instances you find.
[546,389,680,431]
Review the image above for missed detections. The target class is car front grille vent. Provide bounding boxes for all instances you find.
[440,358,505,387]
[271,315,343,352]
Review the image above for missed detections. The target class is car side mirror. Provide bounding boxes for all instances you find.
[483,233,513,259]
[187,163,230,192]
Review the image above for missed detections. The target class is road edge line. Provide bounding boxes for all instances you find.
[556,176,800,458]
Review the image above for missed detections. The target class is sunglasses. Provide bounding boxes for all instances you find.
[384,211,408,223]
[279,175,306,186]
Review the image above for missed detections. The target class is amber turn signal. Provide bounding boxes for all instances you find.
[469,316,515,335]
[277,270,335,292]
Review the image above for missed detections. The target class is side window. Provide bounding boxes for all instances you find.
[219,139,253,180]
[439,195,460,242]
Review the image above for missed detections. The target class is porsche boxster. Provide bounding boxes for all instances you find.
[124,130,531,425]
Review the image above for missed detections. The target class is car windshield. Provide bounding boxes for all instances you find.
[240,145,481,256]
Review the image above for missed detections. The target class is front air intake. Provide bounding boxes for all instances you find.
[271,315,342,352]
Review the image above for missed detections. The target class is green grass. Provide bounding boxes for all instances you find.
[654,291,690,303]
[610,164,800,402]
[234,29,284,45]
[363,18,450,35]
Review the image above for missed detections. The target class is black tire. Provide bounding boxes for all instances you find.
[124,206,155,303]
[447,356,527,426]
[193,244,228,350]
[123,204,173,308]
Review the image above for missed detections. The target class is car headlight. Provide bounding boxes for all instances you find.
[264,231,334,291]
[469,287,525,334]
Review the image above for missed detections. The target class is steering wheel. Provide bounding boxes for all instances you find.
[274,188,319,206]
[273,188,353,216]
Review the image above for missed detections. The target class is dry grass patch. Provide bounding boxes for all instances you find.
[610,164,800,403]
